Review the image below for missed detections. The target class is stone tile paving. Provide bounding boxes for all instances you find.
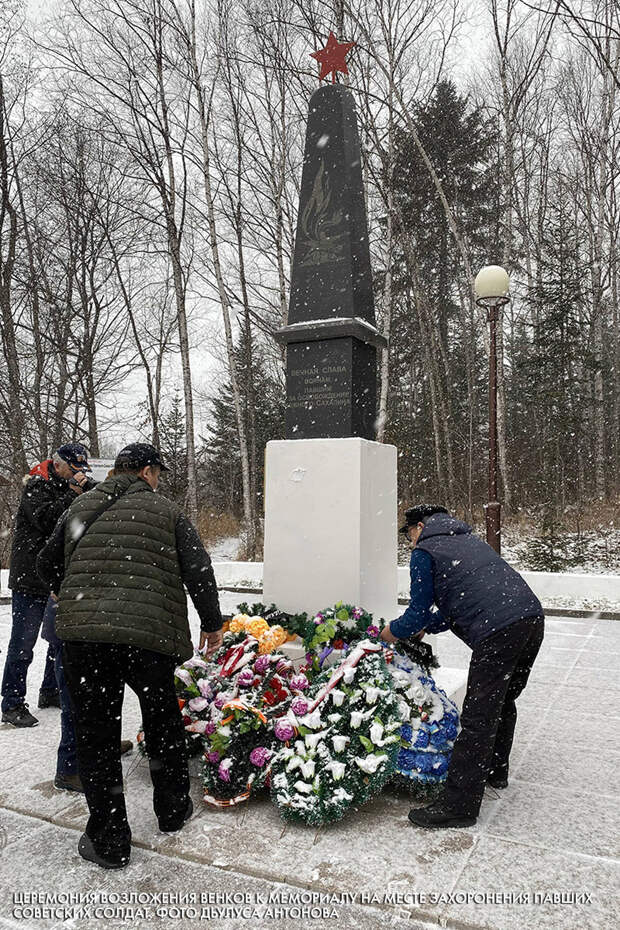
[1,606,618,930]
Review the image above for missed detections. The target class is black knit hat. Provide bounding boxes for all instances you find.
[114,443,169,472]
[399,504,449,534]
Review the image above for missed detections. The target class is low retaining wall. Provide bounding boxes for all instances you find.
[2,565,619,612]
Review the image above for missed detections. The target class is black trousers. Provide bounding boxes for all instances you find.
[62,641,190,855]
[441,616,545,817]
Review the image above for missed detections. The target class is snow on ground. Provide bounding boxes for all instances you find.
[397,527,620,575]
[207,535,241,561]
[0,603,619,930]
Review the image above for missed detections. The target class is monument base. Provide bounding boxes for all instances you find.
[263,438,398,621]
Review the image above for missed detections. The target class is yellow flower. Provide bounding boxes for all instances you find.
[247,618,269,637]
[229,613,250,633]
[257,625,287,654]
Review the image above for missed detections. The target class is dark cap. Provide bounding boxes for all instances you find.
[56,442,91,472]
[114,443,169,472]
[399,504,449,534]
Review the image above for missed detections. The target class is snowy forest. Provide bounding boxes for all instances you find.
[0,0,619,566]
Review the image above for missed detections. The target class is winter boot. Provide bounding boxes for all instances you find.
[2,704,39,727]
[158,797,193,835]
[78,833,130,870]
[38,689,61,709]
[54,773,84,793]
[487,770,509,789]
[408,800,477,829]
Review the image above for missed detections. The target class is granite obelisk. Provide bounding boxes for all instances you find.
[275,84,386,439]
[263,74,398,621]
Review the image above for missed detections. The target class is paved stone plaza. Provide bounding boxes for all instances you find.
[0,601,618,930]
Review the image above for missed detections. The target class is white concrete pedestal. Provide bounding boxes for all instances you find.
[263,438,398,621]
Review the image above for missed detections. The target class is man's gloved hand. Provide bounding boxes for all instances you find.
[199,629,223,659]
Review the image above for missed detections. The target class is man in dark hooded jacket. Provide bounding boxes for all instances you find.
[1,443,92,727]
[381,504,544,828]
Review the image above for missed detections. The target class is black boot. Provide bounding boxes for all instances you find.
[78,833,130,869]
[38,689,61,709]
[2,703,39,727]
[487,770,509,789]
[408,800,477,829]
[158,797,193,835]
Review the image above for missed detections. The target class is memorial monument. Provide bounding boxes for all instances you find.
[263,35,399,620]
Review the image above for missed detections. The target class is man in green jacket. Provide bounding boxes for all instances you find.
[37,443,223,870]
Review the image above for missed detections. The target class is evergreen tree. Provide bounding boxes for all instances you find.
[385,80,499,509]
[158,389,188,507]
[202,335,284,518]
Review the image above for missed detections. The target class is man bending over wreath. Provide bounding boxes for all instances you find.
[381,504,544,829]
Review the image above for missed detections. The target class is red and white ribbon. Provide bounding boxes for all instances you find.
[307,639,381,713]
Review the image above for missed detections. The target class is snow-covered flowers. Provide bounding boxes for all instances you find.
[237,669,254,688]
[290,673,309,692]
[218,759,232,782]
[249,746,271,768]
[274,719,296,742]
[253,655,271,674]
[354,754,387,774]
[291,697,309,716]
[188,696,209,712]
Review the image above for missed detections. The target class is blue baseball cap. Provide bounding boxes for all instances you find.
[114,443,169,472]
[56,442,91,472]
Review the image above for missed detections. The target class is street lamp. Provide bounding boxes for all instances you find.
[474,265,510,555]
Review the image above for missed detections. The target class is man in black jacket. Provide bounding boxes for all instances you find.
[1,443,92,727]
[382,505,545,829]
[37,443,223,870]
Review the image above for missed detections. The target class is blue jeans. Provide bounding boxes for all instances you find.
[42,599,78,775]
[1,592,57,713]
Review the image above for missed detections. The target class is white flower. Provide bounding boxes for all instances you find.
[331,689,346,707]
[326,761,345,781]
[332,787,353,803]
[397,701,411,722]
[293,781,312,794]
[300,760,316,779]
[407,683,427,703]
[364,687,381,704]
[343,667,357,684]
[327,714,342,724]
[369,722,384,745]
[304,732,322,750]
[286,755,304,772]
[299,710,322,730]
[294,739,306,756]
[355,754,387,774]
[332,735,350,753]
[350,708,374,729]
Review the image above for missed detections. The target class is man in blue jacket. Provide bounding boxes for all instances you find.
[381,504,544,829]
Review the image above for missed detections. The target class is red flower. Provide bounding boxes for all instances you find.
[263,691,276,706]
[333,639,345,650]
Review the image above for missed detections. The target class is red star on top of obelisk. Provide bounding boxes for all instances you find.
[311,31,356,83]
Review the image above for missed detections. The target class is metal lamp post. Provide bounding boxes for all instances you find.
[474,265,510,555]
